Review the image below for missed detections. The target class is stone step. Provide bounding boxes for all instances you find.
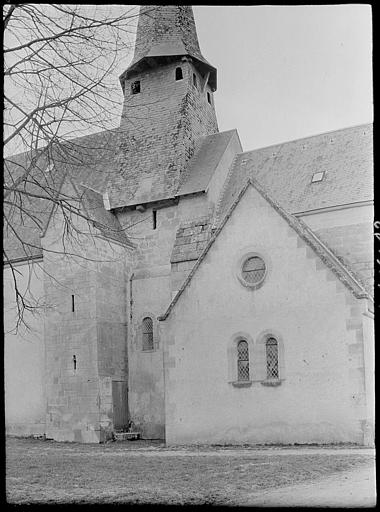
[114,431,140,441]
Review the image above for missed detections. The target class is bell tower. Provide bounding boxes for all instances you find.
[110,5,219,209]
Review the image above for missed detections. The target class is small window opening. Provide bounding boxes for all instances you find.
[311,171,325,183]
[193,73,197,88]
[152,210,157,230]
[175,67,183,80]
[207,91,211,104]
[131,80,140,94]
[142,317,154,351]
[73,355,77,371]
[71,295,75,312]
[237,340,250,381]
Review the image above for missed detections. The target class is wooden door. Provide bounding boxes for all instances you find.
[112,381,128,431]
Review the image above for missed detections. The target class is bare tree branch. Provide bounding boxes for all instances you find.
[3,4,143,333]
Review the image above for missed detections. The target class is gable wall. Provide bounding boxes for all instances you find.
[162,186,370,445]
[299,204,373,294]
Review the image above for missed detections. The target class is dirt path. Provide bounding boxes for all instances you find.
[244,462,376,508]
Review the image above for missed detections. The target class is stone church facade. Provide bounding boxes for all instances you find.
[4,6,374,445]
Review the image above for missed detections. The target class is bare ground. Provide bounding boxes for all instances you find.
[5,437,376,506]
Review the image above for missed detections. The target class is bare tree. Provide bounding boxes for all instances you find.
[3,4,147,332]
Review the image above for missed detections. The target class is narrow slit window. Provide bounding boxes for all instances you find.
[237,340,250,381]
[266,338,279,379]
[193,73,197,88]
[131,80,140,94]
[142,317,154,351]
[73,355,77,371]
[71,295,75,312]
[153,210,157,230]
[207,92,211,104]
[175,67,183,80]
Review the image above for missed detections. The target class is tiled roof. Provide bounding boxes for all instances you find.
[3,129,130,261]
[79,186,133,247]
[106,129,236,209]
[217,123,373,220]
[177,130,238,196]
[4,123,373,263]
[125,6,216,89]
[4,153,65,261]
[159,177,372,321]
[171,216,213,263]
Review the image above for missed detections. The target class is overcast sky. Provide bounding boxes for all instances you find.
[6,5,372,156]
[189,5,372,151]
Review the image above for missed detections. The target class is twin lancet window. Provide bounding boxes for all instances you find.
[237,337,280,383]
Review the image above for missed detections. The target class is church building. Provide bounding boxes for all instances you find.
[4,6,374,445]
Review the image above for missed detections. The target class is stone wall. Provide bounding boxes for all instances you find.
[111,58,218,208]
[42,209,132,442]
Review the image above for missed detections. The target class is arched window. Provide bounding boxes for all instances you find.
[266,337,279,379]
[237,340,249,381]
[142,317,153,351]
[175,67,183,80]
[207,91,211,104]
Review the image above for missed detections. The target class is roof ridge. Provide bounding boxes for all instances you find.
[213,152,241,227]
[239,122,372,155]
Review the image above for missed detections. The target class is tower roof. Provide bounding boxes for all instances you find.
[121,5,217,91]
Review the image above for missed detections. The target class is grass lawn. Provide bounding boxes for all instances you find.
[5,437,374,505]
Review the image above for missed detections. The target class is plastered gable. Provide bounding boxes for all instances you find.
[162,184,369,445]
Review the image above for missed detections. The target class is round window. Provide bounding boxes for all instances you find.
[241,256,266,285]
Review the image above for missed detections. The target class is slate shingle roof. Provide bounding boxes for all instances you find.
[80,186,132,247]
[177,130,238,196]
[106,130,237,209]
[4,129,131,261]
[4,123,373,263]
[125,6,217,90]
[217,123,373,220]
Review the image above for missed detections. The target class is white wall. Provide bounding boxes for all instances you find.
[162,185,368,445]
[4,260,46,436]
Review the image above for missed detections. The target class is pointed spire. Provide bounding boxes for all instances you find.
[123,5,217,90]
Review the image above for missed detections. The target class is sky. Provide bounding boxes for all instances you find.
[5,5,373,155]
[190,5,372,151]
